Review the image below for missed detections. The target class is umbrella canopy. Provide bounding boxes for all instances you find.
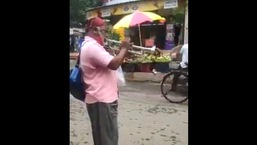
[113,10,165,29]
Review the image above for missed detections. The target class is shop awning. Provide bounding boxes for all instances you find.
[86,0,179,19]
[103,0,140,6]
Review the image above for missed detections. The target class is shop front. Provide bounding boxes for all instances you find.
[85,0,187,73]
[87,0,185,45]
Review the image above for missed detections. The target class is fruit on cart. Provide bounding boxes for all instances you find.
[123,53,171,63]
[138,54,155,63]
[154,55,172,62]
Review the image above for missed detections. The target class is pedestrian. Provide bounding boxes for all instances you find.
[171,43,188,92]
[80,16,131,145]
[173,23,181,46]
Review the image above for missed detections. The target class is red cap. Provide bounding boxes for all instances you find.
[86,17,105,32]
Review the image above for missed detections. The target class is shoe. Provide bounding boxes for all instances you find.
[152,69,158,75]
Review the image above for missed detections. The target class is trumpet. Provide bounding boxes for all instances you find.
[105,39,156,55]
[106,45,143,55]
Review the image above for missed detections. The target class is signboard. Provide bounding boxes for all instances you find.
[112,0,160,15]
[166,24,174,41]
[130,3,139,12]
[166,24,173,30]
[164,0,178,9]
[101,8,111,17]
[87,0,179,17]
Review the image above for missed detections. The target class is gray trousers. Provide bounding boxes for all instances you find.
[86,100,118,145]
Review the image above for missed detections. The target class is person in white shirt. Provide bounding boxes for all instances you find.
[180,44,188,68]
[171,43,188,92]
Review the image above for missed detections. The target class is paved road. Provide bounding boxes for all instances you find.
[70,81,188,145]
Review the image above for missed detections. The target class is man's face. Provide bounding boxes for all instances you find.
[96,24,107,39]
[92,24,107,46]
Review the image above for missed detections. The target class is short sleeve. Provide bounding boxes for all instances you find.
[88,43,114,68]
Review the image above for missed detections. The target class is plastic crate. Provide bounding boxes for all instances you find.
[155,62,170,73]
[169,61,180,69]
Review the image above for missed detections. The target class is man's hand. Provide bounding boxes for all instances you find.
[171,53,177,59]
[107,38,133,70]
[120,37,132,50]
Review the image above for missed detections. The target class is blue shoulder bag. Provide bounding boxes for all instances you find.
[70,42,86,102]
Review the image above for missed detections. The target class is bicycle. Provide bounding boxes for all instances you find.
[160,62,188,103]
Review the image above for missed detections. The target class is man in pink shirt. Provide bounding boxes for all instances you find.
[80,17,130,145]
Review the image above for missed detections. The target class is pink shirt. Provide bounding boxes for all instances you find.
[80,36,118,104]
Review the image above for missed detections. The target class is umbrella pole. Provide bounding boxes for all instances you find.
[138,24,142,46]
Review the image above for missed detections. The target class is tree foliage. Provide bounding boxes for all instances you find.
[70,0,103,27]
[170,0,187,24]
[171,7,185,24]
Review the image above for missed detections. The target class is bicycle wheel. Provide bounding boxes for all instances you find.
[161,72,188,103]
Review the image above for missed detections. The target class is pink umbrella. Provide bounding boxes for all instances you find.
[113,10,165,46]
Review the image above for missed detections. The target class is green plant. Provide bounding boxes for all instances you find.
[107,26,121,41]
[171,8,185,24]
[109,32,120,41]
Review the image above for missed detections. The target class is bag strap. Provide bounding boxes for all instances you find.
[75,41,87,66]
[76,40,95,66]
